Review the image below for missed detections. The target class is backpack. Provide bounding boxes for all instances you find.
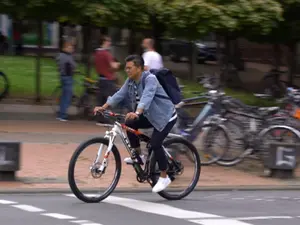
[141,68,182,105]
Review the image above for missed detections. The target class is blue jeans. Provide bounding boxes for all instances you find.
[58,76,73,119]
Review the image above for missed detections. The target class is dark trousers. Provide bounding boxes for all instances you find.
[97,78,117,105]
[125,115,177,171]
[96,78,117,123]
[58,76,73,119]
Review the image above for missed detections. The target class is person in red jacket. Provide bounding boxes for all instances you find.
[94,35,120,124]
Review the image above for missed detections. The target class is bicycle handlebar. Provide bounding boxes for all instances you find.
[97,110,126,120]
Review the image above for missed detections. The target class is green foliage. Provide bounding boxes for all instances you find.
[150,0,283,40]
[246,0,300,44]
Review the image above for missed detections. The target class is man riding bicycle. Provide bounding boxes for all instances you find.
[94,54,177,193]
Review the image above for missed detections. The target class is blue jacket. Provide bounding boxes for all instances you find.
[106,71,175,131]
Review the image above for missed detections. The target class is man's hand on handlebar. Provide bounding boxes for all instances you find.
[125,112,139,121]
[93,103,109,115]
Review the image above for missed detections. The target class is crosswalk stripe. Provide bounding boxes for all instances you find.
[65,194,220,219]
[189,219,253,225]
[0,200,17,204]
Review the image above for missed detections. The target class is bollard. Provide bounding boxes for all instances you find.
[0,142,21,181]
[264,142,300,179]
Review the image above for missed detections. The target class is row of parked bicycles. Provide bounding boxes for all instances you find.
[171,75,300,167]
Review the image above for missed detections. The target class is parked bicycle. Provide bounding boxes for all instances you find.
[254,87,300,130]
[0,71,9,101]
[215,95,300,166]
[172,89,230,166]
[50,71,98,119]
[68,110,201,203]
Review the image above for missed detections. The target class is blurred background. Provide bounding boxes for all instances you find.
[0,0,299,106]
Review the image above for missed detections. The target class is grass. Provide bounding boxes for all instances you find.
[0,55,99,98]
[0,55,273,106]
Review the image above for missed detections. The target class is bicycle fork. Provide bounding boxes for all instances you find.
[90,131,116,175]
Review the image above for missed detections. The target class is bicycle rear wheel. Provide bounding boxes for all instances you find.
[0,71,9,101]
[150,137,201,200]
[68,137,122,203]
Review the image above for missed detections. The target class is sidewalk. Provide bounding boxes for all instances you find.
[0,119,299,193]
[0,106,300,192]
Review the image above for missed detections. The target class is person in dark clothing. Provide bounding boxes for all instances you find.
[55,38,76,121]
[94,35,120,124]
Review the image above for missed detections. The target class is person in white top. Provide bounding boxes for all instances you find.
[141,38,163,70]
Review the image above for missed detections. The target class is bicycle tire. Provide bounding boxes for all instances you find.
[215,117,249,166]
[216,115,289,167]
[200,124,230,165]
[257,125,300,164]
[150,137,201,200]
[0,71,9,101]
[68,137,122,203]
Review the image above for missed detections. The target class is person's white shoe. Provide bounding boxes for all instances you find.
[124,155,146,164]
[152,176,171,193]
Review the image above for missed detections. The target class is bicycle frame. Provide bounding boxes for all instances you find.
[94,119,174,183]
[173,92,224,142]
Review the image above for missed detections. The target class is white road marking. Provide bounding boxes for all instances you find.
[254,199,262,201]
[104,196,222,219]
[234,216,293,220]
[232,198,244,200]
[190,219,253,225]
[70,220,91,224]
[65,194,221,219]
[79,223,103,225]
[0,200,17,204]
[12,204,45,212]
[281,197,290,199]
[41,213,76,219]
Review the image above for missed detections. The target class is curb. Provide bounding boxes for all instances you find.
[0,185,299,194]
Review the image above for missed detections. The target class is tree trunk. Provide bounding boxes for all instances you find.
[188,42,197,81]
[58,22,64,50]
[128,29,136,54]
[151,14,164,54]
[82,24,92,77]
[232,39,244,71]
[287,42,297,86]
[273,44,281,70]
[35,21,43,103]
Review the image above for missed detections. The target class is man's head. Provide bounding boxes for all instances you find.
[99,35,111,49]
[124,55,144,80]
[62,37,75,53]
[142,38,155,51]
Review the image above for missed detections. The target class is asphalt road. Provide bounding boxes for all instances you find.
[0,190,300,225]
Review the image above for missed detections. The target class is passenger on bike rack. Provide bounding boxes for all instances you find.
[94,55,177,193]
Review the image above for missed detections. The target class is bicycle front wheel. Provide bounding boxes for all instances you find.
[150,137,201,200]
[68,137,122,203]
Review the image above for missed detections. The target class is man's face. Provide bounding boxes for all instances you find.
[65,43,74,53]
[142,39,148,50]
[125,61,142,80]
[104,38,111,48]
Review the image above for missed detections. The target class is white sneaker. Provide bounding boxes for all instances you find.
[152,176,172,193]
[124,155,146,164]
